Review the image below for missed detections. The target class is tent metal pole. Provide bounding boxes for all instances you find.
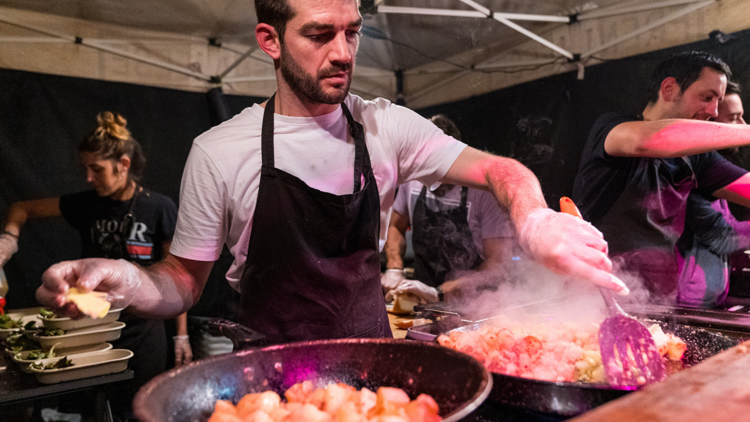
[581,0,715,59]
[377,5,569,22]
[219,46,257,79]
[0,37,68,43]
[0,15,213,82]
[457,0,575,60]
[222,75,277,83]
[578,0,715,21]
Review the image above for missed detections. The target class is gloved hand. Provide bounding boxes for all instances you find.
[519,208,629,294]
[385,279,439,304]
[37,258,143,318]
[174,335,193,367]
[0,233,18,266]
[381,269,405,295]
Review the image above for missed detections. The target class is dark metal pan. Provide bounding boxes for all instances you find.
[133,338,493,422]
[411,313,750,416]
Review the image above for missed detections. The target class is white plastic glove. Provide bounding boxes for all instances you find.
[37,258,143,318]
[385,279,439,304]
[381,269,406,295]
[519,208,629,294]
[0,234,19,266]
[174,335,193,367]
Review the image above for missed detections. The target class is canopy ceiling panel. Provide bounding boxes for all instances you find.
[0,0,747,108]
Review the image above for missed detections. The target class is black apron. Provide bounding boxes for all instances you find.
[412,185,482,287]
[238,95,391,343]
[596,156,696,297]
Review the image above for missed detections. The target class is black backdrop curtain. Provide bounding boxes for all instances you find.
[0,69,263,309]
[416,28,750,207]
[2,28,749,310]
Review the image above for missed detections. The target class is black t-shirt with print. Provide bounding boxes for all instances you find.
[59,188,177,266]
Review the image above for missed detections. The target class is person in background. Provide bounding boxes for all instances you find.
[676,81,750,308]
[35,0,626,347]
[382,114,516,303]
[573,51,750,300]
[0,112,190,419]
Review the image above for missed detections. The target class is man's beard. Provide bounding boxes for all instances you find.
[280,44,352,105]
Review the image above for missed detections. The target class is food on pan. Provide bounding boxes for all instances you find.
[208,381,442,422]
[437,316,686,384]
[66,288,110,319]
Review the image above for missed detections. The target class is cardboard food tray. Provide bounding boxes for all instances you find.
[39,308,123,331]
[29,349,133,384]
[37,322,125,349]
[12,343,113,373]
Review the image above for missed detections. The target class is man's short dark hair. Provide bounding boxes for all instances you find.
[255,0,296,43]
[429,114,462,141]
[645,51,731,104]
[726,80,742,96]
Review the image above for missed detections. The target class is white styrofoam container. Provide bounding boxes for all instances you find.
[29,349,133,384]
[39,308,123,331]
[12,343,114,373]
[37,321,125,349]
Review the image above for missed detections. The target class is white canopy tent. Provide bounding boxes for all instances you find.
[0,0,747,109]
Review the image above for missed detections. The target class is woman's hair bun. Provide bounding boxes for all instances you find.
[95,111,130,141]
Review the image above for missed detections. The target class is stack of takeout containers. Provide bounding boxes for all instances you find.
[7,308,133,384]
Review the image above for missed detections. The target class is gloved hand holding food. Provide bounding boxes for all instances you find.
[518,208,629,295]
[37,258,143,318]
[174,335,193,367]
[385,279,439,304]
[381,268,406,295]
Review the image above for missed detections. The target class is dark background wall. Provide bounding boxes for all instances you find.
[1,28,749,311]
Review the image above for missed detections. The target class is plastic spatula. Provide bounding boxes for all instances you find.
[559,197,666,387]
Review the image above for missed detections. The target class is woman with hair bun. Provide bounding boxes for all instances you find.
[0,111,190,418]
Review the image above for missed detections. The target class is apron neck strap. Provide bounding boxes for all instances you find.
[261,94,368,193]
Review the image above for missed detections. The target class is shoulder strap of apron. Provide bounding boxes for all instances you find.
[460,186,469,211]
[261,95,276,167]
[261,95,367,193]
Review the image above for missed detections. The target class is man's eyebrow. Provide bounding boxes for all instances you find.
[299,18,363,32]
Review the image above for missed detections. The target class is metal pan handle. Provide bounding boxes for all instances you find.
[207,318,267,350]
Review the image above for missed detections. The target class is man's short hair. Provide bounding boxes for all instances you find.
[255,0,296,43]
[645,51,731,104]
[726,80,742,96]
[429,114,462,141]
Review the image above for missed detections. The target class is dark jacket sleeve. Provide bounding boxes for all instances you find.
[687,193,750,255]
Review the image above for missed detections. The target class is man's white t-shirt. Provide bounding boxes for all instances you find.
[392,181,515,260]
[170,94,467,290]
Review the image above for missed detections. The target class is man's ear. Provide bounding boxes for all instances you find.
[256,23,281,60]
[660,77,681,102]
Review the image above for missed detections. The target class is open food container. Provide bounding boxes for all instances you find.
[12,342,113,373]
[39,308,123,331]
[37,321,125,349]
[29,348,133,384]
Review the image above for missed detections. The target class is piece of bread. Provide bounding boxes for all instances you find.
[66,287,111,319]
[392,292,420,314]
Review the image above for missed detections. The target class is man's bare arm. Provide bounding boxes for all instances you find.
[713,173,750,208]
[384,210,409,270]
[441,147,546,231]
[605,120,750,158]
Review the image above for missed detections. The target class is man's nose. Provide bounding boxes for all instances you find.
[707,100,720,118]
[86,170,94,183]
[329,33,353,63]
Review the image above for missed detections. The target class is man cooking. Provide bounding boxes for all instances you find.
[382,115,515,304]
[37,0,624,343]
[573,51,750,299]
[675,81,750,308]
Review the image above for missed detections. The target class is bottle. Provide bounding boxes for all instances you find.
[0,267,7,298]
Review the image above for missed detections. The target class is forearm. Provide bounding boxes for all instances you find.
[3,198,61,236]
[484,157,547,232]
[384,226,406,269]
[175,312,189,336]
[128,259,201,319]
[615,120,750,158]
[3,204,29,236]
